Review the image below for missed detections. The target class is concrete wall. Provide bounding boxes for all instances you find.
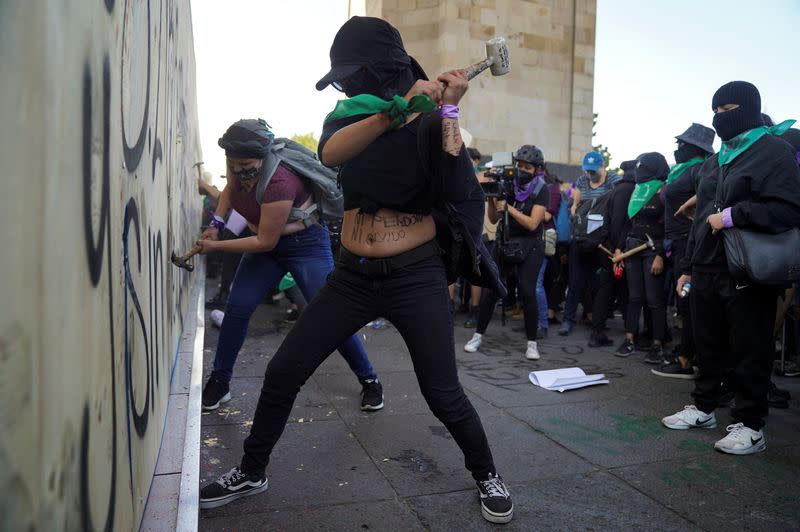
[364,0,596,165]
[0,1,201,530]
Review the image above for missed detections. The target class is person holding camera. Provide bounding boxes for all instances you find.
[464,145,550,360]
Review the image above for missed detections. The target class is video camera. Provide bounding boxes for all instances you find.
[480,151,519,200]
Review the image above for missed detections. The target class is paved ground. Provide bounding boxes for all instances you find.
[198,285,800,531]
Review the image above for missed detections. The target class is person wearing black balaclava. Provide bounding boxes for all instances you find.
[662,81,800,455]
[200,17,513,523]
[614,153,670,363]
[651,124,714,379]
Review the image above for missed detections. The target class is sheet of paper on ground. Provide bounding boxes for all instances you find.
[529,367,609,392]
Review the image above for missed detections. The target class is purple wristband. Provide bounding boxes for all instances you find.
[721,207,734,229]
[209,213,226,231]
[439,104,459,120]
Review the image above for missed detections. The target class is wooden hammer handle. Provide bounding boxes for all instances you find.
[612,244,649,264]
[181,244,203,261]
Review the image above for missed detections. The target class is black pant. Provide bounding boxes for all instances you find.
[591,254,620,334]
[671,238,695,358]
[240,248,495,480]
[691,271,777,430]
[476,239,545,340]
[625,252,666,341]
[545,243,569,312]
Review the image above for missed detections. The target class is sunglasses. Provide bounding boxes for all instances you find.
[331,66,380,94]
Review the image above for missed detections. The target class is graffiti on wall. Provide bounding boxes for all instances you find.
[0,0,201,530]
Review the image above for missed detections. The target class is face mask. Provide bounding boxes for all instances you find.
[233,166,260,182]
[673,143,702,164]
[712,106,762,141]
[587,171,601,183]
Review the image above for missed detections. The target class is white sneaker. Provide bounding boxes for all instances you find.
[714,423,766,455]
[464,333,482,353]
[661,405,717,430]
[525,341,540,360]
[210,309,225,328]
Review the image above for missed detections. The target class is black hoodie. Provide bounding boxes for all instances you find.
[681,134,800,274]
[604,172,636,252]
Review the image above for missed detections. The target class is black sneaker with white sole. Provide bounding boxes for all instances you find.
[199,467,268,509]
[644,345,664,365]
[360,379,384,411]
[202,377,231,411]
[615,339,634,357]
[477,473,513,524]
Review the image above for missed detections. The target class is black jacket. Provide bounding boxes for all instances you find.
[605,176,635,252]
[665,162,703,240]
[682,135,800,274]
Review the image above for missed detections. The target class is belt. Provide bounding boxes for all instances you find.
[337,239,440,278]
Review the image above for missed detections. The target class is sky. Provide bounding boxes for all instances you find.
[191,0,800,184]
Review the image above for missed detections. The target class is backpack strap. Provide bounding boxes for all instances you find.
[255,143,283,204]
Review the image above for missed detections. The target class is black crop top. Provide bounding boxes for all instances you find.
[319,112,477,214]
[319,114,430,214]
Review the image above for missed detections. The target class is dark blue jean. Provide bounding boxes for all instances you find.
[211,224,376,383]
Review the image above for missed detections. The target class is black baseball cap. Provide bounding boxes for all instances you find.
[316,17,412,91]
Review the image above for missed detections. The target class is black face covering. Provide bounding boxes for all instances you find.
[516,169,535,185]
[674,142,706,163]
[712,107,764,141]
[233,165,261,182]
[341,64,416,100]
[586,170,601,183]
[710,81,763,141]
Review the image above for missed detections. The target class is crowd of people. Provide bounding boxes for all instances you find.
[194,16,800,525]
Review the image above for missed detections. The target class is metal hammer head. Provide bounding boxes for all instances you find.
[170,251,195,272]
[645,234,655,250]
[485,37,510,76]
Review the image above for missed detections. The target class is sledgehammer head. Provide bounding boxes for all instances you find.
[485,37,510,76]
[465,37,511,81]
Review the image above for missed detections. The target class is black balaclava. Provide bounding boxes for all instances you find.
[634,152,669,184]
[711,81,764,141]
[620,160,637,182]
[674,142,707,164]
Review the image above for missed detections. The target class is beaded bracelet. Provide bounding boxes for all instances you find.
[439,104,459,120]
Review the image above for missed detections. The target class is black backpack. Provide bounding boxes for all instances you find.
[572,190,613,253]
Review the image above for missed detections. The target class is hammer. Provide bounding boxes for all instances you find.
[170,244,203,272]
[597,244,615,259]
[612,234,655,264]
[465,36,511,81]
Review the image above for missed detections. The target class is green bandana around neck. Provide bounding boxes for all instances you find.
[718,119,795,167]
[666,156,704,185]
[324,94,437,129]
[628,180,663,220]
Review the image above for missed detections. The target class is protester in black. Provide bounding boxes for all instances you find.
[464,145,550,360]
[615,153,669,363]
[662,81,800,455]
[588,161,636,347]
[199,17,513,523]
[651,123,714,379]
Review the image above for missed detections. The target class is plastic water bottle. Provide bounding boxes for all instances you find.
[680,282,692,298]
[367,318,389,330]
[210,309,225,328]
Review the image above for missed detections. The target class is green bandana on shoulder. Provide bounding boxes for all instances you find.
[324,94,438,129]
[718,119,795,166]
[628,180,663,220]
[666,156,704,185]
